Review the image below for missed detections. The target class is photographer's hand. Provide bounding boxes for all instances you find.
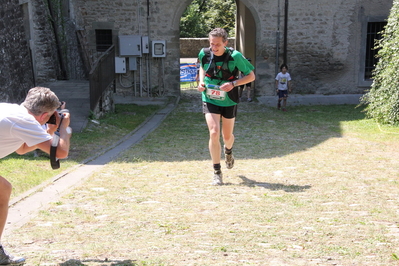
[57,112,71,157]
[47,123,58,135]
[46,111,72,159]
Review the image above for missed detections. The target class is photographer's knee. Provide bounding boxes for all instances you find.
[0,177,12,199]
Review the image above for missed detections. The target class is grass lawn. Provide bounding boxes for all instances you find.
[4,88,399,265]
[0,103,163,198]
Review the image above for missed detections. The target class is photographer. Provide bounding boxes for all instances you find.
[0,87,72,265]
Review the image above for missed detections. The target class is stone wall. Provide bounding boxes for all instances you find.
[0,0,86,102]
[285,1,360,95]
[1,0,394,102]
[296,0,386,95]
[30,0,86,83]
[25,0,60,83]
[66,0,392,98]
[0,0,34,102]
[92,84,115,119]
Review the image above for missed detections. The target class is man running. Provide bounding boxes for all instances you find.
[197,28,255,185]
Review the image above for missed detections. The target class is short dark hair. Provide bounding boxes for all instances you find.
[209,28,228,42]
[280,64,288,71]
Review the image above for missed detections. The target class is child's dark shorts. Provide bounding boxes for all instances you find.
[277,90,288,98]
[202,102,237,119]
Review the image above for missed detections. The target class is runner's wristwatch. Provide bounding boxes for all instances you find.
[231,80,237,87]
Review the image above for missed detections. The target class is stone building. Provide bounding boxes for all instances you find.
[0,0,34,102]
[0,0,394,102]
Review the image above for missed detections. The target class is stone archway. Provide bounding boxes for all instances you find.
[235,0,256,65]
[174,0,259,95]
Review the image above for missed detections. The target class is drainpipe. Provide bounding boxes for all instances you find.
[46,0,67,80]
[147,0,152,97]
[275,0,281,78]
[283,0,288,64]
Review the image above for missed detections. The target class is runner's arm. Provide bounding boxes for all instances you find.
[198,66,206,92]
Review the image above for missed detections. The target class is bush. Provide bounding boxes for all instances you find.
[361,1,399,125]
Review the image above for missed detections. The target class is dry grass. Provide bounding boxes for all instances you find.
[6,89,399,265]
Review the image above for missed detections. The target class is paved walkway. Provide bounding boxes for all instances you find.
[39,80,91,133]
[257,94,363,107]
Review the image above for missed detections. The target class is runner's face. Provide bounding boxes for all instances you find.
[209,36,228,56]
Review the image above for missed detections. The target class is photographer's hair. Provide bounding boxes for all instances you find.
[209,28,228,43]
[22,87,60,116]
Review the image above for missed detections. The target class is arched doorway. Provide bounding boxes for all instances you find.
[177,0,257,96]
[235,0,256,67]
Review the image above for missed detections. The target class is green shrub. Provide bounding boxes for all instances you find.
[361,1,399,125]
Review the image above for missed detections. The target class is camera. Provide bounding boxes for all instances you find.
[47,108,69,125]
[47,113,58,125]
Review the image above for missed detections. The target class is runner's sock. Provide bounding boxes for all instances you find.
[213,163,221,171]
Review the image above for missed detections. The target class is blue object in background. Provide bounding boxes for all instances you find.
[180,63,197,82]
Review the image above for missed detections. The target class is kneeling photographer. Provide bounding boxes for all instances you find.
[0,86,72,265]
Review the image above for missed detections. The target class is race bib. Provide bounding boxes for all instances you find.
[206,85,226,100]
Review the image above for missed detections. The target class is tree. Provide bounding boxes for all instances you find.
[360,0,399,125]
[180,0,236,38]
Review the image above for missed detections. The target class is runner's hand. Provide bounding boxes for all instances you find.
[198,83,206,92]
[220,82,234,92]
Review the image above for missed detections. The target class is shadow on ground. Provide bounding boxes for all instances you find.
[235,175,312,192]
[115,88,366,163]
[60,259,137,266]
[8,89,366,166]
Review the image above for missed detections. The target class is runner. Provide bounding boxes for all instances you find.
[197,28,255,185]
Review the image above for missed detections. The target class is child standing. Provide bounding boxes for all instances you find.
[239,58,253,102]
[275,64,292,111]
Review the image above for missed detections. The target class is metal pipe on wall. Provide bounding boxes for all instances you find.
[138,0,143,97]
[275,0,281,78]
[283,0,288,64]
[147,0,152,96]
[46,0,67,80]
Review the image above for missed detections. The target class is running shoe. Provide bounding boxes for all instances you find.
[212,170,223,186]
[0,246,25,265]
[224,148,235,169]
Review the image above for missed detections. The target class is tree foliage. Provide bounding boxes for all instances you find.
[180,0,236,38]
[361,0,399,125]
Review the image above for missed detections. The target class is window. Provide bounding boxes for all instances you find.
[95,29,113,52]
[364,22,386,80]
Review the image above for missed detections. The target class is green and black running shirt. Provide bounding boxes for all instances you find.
[198,47,255,107]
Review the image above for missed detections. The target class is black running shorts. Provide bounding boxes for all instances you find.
[202,102,237,119]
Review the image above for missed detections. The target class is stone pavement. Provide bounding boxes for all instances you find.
[40,80,90,133]
[257,94,363,107]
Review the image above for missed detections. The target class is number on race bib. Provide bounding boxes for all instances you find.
[206,85,226,100]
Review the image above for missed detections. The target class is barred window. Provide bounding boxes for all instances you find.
[365,22,386,80]
[95,29,113,52]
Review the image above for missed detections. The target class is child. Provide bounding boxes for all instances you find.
[239,75,253,102]
[275,64,292,111]
[239,58,253,102]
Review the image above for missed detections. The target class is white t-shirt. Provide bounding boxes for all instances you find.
[0,103,52,159]
[275,72,291,90]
